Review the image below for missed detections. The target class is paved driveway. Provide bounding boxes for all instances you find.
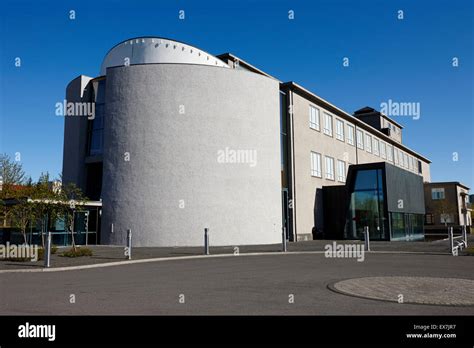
[1,252,473,315]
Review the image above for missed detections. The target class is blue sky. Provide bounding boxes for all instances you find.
[1,0,473,188]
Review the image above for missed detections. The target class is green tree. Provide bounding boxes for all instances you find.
[56,183,88,251]
[0,153,26,198]
[8,181,36,244]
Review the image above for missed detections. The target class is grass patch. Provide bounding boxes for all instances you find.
[60,247,93,258]
[465,246,474,256]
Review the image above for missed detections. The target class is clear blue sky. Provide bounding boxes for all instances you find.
[1,0,473,188]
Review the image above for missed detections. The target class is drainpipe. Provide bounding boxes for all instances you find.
[288,89,297,241]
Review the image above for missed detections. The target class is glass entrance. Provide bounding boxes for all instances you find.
[344,168,388,240]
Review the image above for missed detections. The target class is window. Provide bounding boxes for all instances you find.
[337,160,346,182]
[398,150,404,166]
[310,152,322,177]
[365,133,372,153]
[373,138,379,156]
[380,142,386,159]
[309,105,320,131]
[418,160,422,174]
[431,188,445,200]
[393,148,399,165]
[356,130,364,149]
[335,119,344,141]
[403,153,409,168]
[346,124,355,145]
[387,145,393,162]
[425,214,434,225]
[323,113,333,136]
[325,156,335,180]
[408,156,414,171]
[440,214,454,224]
[87,80,106,156]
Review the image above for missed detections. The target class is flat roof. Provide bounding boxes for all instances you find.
[424,182,470,190]
[216,53,280,81]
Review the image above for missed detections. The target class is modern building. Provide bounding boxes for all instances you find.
[424,182,472,233]
[63,36,432,246]
[323,162,426,241]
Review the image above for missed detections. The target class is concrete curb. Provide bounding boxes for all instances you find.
[0,250,452,274]
[327,277,474,307]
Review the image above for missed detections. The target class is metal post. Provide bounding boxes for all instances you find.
[44,232,51,268]
[85,211,89,246]
[364,226,370,252]
[204,228,210,255]
[282,227,287,252]
[448,226,453,255]
[462,225,468,248]
[127,229,132,260]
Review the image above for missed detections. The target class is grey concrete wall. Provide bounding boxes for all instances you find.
[101,64,282,247]
[62,75,92,191]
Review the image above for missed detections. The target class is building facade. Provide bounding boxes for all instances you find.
[63,36,432,246]
[424,182,472,233]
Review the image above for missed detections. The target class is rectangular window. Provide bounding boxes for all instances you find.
[323,113,333,136]
[408,156,414,171]
[325,156,335,180]
[346,124,355,145]
[380,142,386,159]
[398,150,404,166]
[335,119,344,141]
[403,153,409,168]
[431,188,445,200]
[440,213,454,224]
[425,214,434,225]
[373,138,379,156]
[337,160,346,182]
[356,129,364,149]
[310,152,322,177]
[418,160,423,174]
[393,148,399,165]
[387,144,393,162]
[365,133,372,153]
[309,105,320,131]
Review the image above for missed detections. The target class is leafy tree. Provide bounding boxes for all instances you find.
[56,183,88,251]
[0,153,26,198]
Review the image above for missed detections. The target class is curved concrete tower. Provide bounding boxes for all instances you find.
[63,37,282,247]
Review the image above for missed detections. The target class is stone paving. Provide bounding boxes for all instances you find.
[331,276,474,306]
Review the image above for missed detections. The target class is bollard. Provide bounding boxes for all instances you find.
[127,229,132,260]
[204,228,210,255]
[282,227,287,252]
[363,226,370,252]
[44,232,51,268]
[462,225,468,248]
[448,226,454,255]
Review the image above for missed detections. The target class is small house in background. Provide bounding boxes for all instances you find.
[424,182,472,234]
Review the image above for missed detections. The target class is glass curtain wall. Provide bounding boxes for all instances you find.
[344,169,388,240]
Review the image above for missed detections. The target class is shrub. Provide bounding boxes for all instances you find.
[60,247,93,258]
[37,245,58,261]
[465,246,474,256]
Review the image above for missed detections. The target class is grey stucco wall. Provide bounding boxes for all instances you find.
[101,64,282,246]
[62,75,92,191]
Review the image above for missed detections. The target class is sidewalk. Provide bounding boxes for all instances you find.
[1,235,472,271]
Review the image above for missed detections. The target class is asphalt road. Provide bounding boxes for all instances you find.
[1,252,474,315]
